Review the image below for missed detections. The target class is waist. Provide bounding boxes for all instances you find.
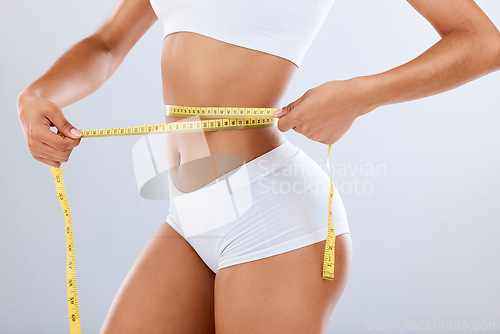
[164,104,286,165]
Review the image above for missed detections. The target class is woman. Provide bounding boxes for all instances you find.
[16,0,499,333]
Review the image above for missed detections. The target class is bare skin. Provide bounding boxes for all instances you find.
[161,30,293,190]
[16,0,499,333]
[100,23,354,334]
[98,220,352,333]
[275,0,500,144]
[17,0,353,331]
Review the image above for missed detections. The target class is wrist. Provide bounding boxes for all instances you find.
[17,89,33,112]
[349,74,389,117]
[17,86,48,115]
[18,86,42,103]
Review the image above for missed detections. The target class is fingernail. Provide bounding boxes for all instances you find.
[272,108,283,116]
[71,128,81,137]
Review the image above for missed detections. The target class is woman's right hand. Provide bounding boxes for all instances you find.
[17,92,82,168]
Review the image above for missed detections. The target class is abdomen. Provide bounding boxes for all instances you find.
[160,31,297,190]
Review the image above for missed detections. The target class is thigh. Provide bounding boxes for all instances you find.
[214,233,353,334]
[100,221,216,334]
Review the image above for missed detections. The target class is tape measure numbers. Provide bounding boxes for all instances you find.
[50,165,81,333]
[322,144,336,280]
[49,105,336,333]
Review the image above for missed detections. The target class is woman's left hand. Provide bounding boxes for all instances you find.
[274,77,378,145]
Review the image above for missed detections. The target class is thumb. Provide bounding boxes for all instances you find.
[277,112,297,132]
[50,109,81,139]
[272,101,294,118]
[274,93,308,131]
[273,92,308,118]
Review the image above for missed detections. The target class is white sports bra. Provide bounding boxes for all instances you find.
[148,0,335,68]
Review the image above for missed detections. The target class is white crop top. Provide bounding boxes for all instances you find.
[148,0,335,68]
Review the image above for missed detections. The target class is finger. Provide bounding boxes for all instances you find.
[272,107,283,117]
[275,99,302,131]
[273,101,294,118]
[273,91,309,118]
[39,125,81,152]
[32,153,62,168]
[31,142,72,162]
[277,113,297,132]
[46,108,82,140]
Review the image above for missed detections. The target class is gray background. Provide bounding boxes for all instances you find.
[1,0,499,333]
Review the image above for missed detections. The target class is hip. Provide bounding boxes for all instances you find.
[167,139,350,238]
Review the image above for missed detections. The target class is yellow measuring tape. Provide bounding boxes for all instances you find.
[49,105,336,333]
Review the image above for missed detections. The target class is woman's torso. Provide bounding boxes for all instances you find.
[161,31,298,190]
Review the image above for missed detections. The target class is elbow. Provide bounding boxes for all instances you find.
[84,33,122,76]
[473,30,500,73]
[492,34,500,71]
[483,28,500,72]
[457,23,500,72]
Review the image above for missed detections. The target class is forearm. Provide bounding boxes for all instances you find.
[19,34,120,109]
[357,27,500,113]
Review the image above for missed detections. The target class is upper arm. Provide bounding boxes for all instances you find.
[92,0,158,62]
[406,0,500,38]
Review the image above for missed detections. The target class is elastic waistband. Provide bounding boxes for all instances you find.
[168,140,299,199]
[243,139,299,180]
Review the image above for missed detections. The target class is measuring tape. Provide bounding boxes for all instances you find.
[323,144,336,280]
[49,105,336,333]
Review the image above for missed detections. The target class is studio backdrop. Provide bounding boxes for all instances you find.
[1,0,499,333]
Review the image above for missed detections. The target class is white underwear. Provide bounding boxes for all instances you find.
[165,139,350,273]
